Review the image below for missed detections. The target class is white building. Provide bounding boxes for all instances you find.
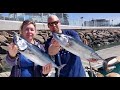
[84,19,110,27]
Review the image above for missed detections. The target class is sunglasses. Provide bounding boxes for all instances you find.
[48,20,59,26]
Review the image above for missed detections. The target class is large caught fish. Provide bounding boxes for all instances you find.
[12,32,65,77]
[52,32,106,68]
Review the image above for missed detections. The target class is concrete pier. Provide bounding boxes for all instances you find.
[1,20,120,31]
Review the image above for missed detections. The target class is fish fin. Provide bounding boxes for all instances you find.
[57,64,66,77]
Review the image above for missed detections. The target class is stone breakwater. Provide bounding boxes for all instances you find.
[0,29,120,76]
[76,29,120,50]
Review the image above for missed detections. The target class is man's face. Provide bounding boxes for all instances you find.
[48,18,61,33]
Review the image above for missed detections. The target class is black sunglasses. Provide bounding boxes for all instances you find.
[48,20,59,26]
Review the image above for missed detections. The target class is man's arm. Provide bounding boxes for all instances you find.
[45,37,61,56]
[48,44,61,55]
[67,29,82,42]
[48,38,61,55]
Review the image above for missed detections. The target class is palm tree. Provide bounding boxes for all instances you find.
[63,13,69,25]
[81,17,83,26]
[112,20,113,26]
[8,13,17,20]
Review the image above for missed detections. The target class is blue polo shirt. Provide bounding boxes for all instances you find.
[45,29,86,77]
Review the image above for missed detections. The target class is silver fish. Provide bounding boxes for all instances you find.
[13,31,65,76]
[52,32,106,68]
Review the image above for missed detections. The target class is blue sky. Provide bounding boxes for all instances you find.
[67,13,120,26]
[2,13,120,26]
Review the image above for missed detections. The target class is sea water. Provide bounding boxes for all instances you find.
[98,63,120,76]
[94,42,120,76]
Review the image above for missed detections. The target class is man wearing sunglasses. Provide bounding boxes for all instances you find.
[45,15,86,77]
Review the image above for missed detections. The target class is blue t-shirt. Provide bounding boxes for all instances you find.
[45,29,86,77]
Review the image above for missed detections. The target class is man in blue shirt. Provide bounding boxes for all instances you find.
[45,15,86,77]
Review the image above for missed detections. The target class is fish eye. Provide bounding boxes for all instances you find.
[57,34,61,38]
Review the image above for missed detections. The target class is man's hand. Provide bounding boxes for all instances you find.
[51,38,60,47]
[42,63,52,75]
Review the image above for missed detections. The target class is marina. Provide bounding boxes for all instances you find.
[0,13,120,77]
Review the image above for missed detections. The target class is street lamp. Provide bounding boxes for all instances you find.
[81,17,83,26]
[112,19,113,26]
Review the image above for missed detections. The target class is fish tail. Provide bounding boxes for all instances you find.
[57,64,66,77]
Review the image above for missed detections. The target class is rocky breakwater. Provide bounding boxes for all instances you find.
[0,29,120,76]
[77,29,120,50]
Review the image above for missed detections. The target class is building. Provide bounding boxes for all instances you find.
[84,19,110,27]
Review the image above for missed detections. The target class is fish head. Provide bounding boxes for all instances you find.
[53,33,71,47]
[13,31,28,51]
